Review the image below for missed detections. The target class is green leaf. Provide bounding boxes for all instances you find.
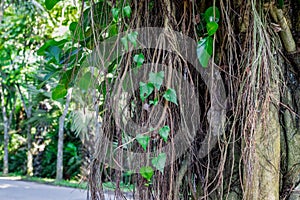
[128,31,138,47]
[140,166,154,181]
[69,22,78,32]
[151,153,167,173]
[111,8,119,21]
[136,134,150,151]
[196,37,213,68]
[123,5,132,18]
[206,22,219,36]
[45,0,61,10]
[121,36,128,51]
[79,72,92,91]
[139,82,154,102]
[60,68,77,88]
[69,22,85,41]
[37,71,60,89]
[277,0,284,8]
[149,98,158,106]
[52,84,67,100]
[47,46,61,63]
[133,53,145,68]
[158,126,170,142]
[149,71,164,90]
[108,24,118,37]
[59,47,81,65]
[204,6,220,23]
[197,48,210,67]
[37,39,67,56]
[163,88,178,105]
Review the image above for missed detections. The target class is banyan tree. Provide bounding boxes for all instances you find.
[76,0,300,199]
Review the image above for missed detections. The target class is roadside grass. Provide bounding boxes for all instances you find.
[0,173,134,192]
[0,172,87,189]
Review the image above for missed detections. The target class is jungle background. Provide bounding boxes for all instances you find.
[0,0,300,199]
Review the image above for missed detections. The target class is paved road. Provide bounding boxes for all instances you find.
[0,177,87,200]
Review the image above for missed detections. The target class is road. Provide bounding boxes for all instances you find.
[0,177,87,200]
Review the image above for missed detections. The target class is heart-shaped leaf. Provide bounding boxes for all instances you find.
[128,31,138,47]
[149,71,164,90]
[136,134,150,151]
[111,8,119,21]
[121,36,128,51]
[133,53,145,68]
[158,126,170,142]
[151,153,167,173]
[140,166,154,181]
[197,37,213,68]
[139,82,154,102]
[204,6,220,23]
[163,88,178,105]
[123,5,131,18]
[206,22,219,36]
[52,84,67,100]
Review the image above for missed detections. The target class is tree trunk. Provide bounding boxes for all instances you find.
[0,82,15,175]
[26,124,33,176]
[86,0,300,199]
[0,83,9,175]
[244,104,281,200]
[16,84,33,176]
[56,88,72,181]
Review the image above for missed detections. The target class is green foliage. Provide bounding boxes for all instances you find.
[197,7,220,68]
[133,53,145,68]
[163,88,178,105]
[136,134,150,151]
[46,46,62,63]
[207,22,219,36]
[139,166,154,182]
[78,72,93,91]
[69,22,85,41]
[102,181,133,192]
[0,0,84,182]
[111,8,120,22]
[37,39,67,56]
[197,37,213,68]
[149,71,164,90]
[122,6,132,18]
[121,36,129,51]
[151,153,166,173]
[121,31,138,50]
[45,0,62,10]
[204,6,220,23]
[127,32,138,47]
[277,0,284,8]
[149,98,158,106]
[52,84,67,100]
[158,126,170,142]
[139,82,154,102]
[64,142,81,178]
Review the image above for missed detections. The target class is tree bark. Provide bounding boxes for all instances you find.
[244,103,281,200]
[0,82,9,175]
[56,88,73,181]
[16,84,33,176]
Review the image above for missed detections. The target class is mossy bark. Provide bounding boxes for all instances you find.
[244,76,281,199]
[282,89,300,199]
